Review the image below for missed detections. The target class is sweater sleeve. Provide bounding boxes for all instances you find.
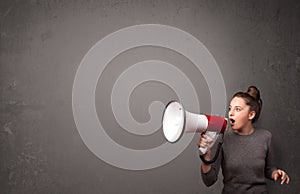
[201,147,222,187]
[265,133,278,180]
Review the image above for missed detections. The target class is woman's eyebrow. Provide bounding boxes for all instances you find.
[229,105,243,108]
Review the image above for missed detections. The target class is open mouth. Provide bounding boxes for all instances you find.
[230,119,235,125]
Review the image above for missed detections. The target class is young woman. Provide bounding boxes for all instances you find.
[198,86,290,194]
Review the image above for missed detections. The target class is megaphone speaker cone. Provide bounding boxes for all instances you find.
[162,101,185,143]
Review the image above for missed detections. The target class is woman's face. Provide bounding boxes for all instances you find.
[228,97,255,131]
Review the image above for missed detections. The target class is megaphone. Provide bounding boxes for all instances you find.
[162,101,227,159]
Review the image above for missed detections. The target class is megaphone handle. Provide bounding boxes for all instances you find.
[200,141,223,165]
[198,131,217,155]
[199,133,224,164]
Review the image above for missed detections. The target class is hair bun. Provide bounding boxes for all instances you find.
[247,86,260,102]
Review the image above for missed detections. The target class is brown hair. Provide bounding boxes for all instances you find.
[232,86,262,123]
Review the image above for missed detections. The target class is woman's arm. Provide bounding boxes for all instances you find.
[201,150,212,173]
[266,133,290,184]
[198,134,222,187]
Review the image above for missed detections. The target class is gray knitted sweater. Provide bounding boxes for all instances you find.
[201,128,278,194]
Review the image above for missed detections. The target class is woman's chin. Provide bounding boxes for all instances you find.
[231,126,239,131]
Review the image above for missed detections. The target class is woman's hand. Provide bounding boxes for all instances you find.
[198,133,213,173]
[197,133,214,150]
[272,169,290,184]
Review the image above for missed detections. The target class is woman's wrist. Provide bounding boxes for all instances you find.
[200,150,212,173]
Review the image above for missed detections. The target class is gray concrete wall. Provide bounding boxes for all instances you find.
[1,0,299,193]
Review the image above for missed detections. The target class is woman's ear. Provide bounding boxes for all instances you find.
[248,111,256,121]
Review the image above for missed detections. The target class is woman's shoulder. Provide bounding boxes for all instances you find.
[255,128,272,137]
[224,128,272,139]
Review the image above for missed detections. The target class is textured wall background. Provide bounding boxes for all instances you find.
[1,0,299,193]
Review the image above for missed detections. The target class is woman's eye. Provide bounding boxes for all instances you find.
[236,108,241,112]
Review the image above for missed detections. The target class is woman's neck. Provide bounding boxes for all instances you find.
[235,123,254,135]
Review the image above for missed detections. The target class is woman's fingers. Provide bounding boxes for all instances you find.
[198,134,213,147]
[286,175,290,184]
[280,171,290,184]
[280,172,286,185]
[273,169,290,184]
[273,172,278,181]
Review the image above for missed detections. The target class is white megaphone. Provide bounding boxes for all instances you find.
[162,101,227,158]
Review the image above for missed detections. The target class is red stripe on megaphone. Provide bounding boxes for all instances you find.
[205,115,227,133]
